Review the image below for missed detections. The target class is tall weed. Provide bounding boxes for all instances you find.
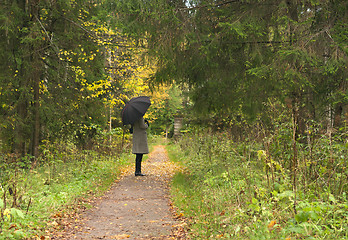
[0,139,132,239]
[168,128,347,239]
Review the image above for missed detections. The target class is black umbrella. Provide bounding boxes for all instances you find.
[121,96,151,125]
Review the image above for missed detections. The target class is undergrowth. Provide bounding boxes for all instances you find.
[0,140,133,239]
[167,129,347,240]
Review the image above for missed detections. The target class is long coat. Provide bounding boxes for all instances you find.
[132,117,149,154]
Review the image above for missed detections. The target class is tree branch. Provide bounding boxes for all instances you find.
[178,0,278,11]
[178,0,240,11]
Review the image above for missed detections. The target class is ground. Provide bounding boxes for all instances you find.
[50,145,186,240]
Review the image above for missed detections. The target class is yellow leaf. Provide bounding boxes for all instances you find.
[110,234,130,239]
[268,220,276,230]
[3,209,11,219]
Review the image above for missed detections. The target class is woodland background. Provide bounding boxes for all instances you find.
[0,0,347,239]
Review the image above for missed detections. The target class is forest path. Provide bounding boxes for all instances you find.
[52,145,185,240]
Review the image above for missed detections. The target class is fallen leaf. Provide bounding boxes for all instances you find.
[53,212,62,218]
[268,220,276,230]
[9,224,17,230]
[174,212,184,219]
[110,234,130,239]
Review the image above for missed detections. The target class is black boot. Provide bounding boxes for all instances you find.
[135,154,145,176]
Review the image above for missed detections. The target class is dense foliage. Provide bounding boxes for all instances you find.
[168,125,347,239]
[114,0,348,130]
[0,139,132,238]
[0,0,347,238]
[0,0,150,157]
[0,1,149,237]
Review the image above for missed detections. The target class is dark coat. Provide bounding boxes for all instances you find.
[132,117,149,154]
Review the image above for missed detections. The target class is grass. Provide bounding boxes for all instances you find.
[0,148,133,239]
[167,133,348,240]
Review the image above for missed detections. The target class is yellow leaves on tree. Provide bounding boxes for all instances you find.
[57,13,157,114]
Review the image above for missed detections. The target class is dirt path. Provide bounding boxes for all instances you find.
[52,145,185,240]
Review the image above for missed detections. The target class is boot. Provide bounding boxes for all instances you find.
[135,157,145,176]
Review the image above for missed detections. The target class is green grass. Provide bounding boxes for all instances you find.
[167,133,348,240]
[0,150,133,239]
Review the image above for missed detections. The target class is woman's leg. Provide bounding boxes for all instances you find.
[135,154,144,176]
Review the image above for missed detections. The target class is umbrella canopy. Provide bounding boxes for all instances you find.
[121,96,151,125]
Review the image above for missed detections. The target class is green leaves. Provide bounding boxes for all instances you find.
[10,208,25,219]
[0,139,131,238]
[113,0,348,131]
[169,129,348,239]
[217,21,247,39]
[278,190,294,200]
[0,0,153,153]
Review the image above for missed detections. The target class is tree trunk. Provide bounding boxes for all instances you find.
[333,103,343,128]
[30,0,42,159]
[15,99,28,156]
[32,71,40,158]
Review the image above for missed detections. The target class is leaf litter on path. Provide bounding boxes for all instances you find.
[50,145,187,240]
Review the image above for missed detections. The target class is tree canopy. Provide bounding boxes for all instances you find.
[0,0,347,156]
[0,0,152,155]
[113,0,348,129]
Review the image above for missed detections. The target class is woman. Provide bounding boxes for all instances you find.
[132,117,149,176]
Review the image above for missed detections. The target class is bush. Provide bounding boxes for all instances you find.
[0,139,132,239]
[168,128,348,239]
